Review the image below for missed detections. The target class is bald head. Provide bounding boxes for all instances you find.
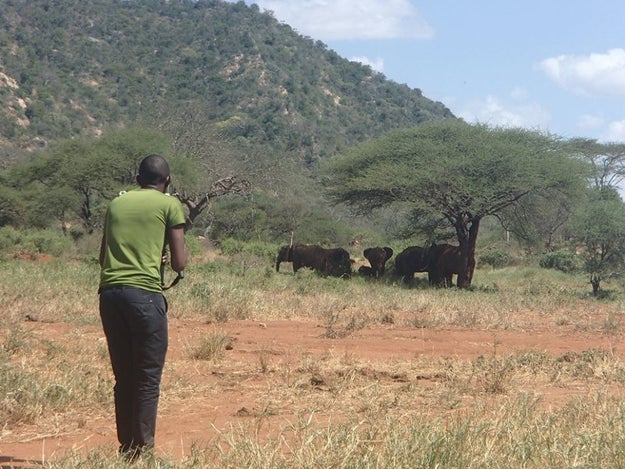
[137,154,171,189]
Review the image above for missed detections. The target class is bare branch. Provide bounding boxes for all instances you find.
[172,176,251,232]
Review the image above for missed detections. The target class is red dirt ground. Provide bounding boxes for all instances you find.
[1,317,621,467]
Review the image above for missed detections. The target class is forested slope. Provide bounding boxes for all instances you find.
[0,0,453,167]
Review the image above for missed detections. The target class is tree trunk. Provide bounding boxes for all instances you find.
[590,273,601,296]
[454,216,480,288]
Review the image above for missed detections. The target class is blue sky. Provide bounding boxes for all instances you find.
[227,0,625,143]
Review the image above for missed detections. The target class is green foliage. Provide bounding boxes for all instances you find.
[183,235,203,258]
[0,184,24,227]
[3,127,196,232]
[1,0,618,258]
[219,238,277,263]
[219,238,246,256]
[479,249,516,269]
[0,227,74,257]
[0,226,22,250]
[206,193,355,246]
[499,189,581,251]
[210,198,269,242]
[566,138,625,190]
[325,121,586,221]
[0,0,451,166]
[24,230,74,257]
[323,120,588,285]
[240,241,279,262]
[539,251,582,273]
[286,210,354,247]
[569,187,625,291]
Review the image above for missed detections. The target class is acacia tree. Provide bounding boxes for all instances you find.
[496,189,577,252]
[565,139,625,294]
[567,138,625,189]
[495,139,625,253]
[570,187,625,295]
[4,128,201,233]
[323,120,588,288]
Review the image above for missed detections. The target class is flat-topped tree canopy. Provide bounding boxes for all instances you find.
[323,120,590,287]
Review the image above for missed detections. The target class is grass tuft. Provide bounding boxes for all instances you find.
[190,331,231,361]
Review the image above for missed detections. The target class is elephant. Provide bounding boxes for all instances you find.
[362,247,393,278]
[275,244,352,278]
[275,245,294,272]
[427,243,464,287]
[392,246,432,284]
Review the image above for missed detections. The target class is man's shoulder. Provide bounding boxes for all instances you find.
[114,188,171,201]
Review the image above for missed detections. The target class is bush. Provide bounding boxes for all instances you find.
[0,228,74,257]
[23,229,74,256]
[220,238,245,255]
[539,250,582,273]
[0,226,23,250]
[241,241,278,262]
[479,249,516,268]
[184,234,203,258]
[219,238,277,260]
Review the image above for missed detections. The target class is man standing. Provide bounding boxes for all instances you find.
[98,154,187,459]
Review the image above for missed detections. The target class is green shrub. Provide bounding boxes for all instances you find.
[220,237,245,255]
[539,250,582,273]
[184,234,203,258]
[0,227,74,257]
[23,229,74,256]
[479,249,516,268]
[0,226,22,250]
[219,239,277,262]
[242,241,278,262]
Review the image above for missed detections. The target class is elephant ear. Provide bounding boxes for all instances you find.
[333,250,347,261]
[364,248,378,263]
[384,247,393,260]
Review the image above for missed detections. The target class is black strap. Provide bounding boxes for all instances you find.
[162,271,185,290]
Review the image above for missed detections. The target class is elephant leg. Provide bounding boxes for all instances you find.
[428,270,441,286]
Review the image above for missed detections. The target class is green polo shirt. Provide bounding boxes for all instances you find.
[99,188,186,292]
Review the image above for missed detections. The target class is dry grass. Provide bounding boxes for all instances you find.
[3,254,625,467]
[189,330,232,361]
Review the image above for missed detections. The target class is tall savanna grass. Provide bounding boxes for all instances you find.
[2,247,625,468]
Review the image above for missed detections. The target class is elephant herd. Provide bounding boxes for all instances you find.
[275,243,465,287]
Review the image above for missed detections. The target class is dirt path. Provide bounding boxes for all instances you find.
[1,318,619,467]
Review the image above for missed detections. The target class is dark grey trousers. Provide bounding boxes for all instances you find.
[99,286,168,453]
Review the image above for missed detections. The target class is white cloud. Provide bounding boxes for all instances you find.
[577,114,604,131]
[350,55,384,73]
[601,119,625,143]
[538,48,625,98]
[575,115,625,143]
[457,95,551,131]
[254,0,434,40]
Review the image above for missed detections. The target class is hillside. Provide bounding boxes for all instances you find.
[0,0,453,167]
